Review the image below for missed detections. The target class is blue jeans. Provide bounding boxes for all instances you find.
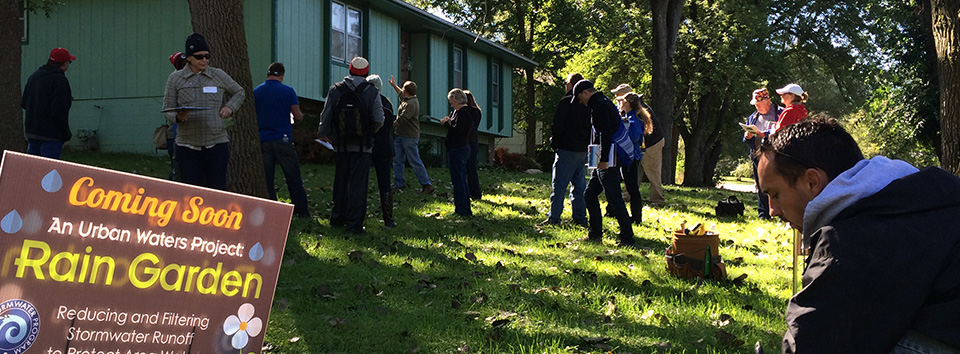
[751,157,770,218]
[27,139,63,159]
[890,331,959,354]
[585,167,634,243]
[447,146,472,216]
[547,149,587,224]
[177,143,229,190]
[262,139,310,218]
[393,136,431,188]
[468,140,482,200]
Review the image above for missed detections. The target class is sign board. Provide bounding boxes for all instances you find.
[0,151,292,354]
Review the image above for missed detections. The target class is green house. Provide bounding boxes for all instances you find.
[20,0,536,162]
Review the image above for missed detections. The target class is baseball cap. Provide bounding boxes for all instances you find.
[776,83,804,96]
[571,79,594,103]
[49,48,76,62]
[349,57,370,76]
[611,83,632,97]
[750,88,769,105]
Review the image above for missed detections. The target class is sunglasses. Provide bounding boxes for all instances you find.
[761,136,812,168]
[192,53,211,60]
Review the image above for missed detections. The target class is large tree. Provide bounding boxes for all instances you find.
[186,0,267,197]
[0,0,24,154]
[931,0,960,175]
[649,0,684,185]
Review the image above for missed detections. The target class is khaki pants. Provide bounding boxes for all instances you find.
[640,139,665,204]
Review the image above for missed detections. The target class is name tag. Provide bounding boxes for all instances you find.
[203,86,218,94]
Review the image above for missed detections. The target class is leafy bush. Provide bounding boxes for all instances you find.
[494,147,539,171]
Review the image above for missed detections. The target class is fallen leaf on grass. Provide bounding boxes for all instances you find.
[532,287,557,294]
[288,337,300,343]
[465,252,478,261]
[274,298,289,311]
[715,329,745,346]
[451,300,461,309]
[457,344,471,353]
[347,250,363,262]
[463,311,482,319]
[508,283,521,293]
[733,273,748,285]
[580,336,611,344]
[329,317,347,326]
[490,319,510,328]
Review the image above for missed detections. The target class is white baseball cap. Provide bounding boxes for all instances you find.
[776,83,804,96]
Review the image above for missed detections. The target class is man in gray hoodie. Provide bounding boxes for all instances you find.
[318,57,384,233]
[756,116,960,353]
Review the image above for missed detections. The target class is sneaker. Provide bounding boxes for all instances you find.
[573,219,589,227]
[421,184,435,194]
[384,220,398,228]
[617,240,638,249]
[537,219,560,226]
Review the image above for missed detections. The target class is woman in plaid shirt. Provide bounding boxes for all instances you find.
[162,33,245,190]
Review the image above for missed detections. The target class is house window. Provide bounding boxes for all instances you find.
[332,1,361,62]
[491,62,500,107]
[19,5,27,43]
[453,47,463,88]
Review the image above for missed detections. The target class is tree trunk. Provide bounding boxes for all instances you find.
[0,0,25,154]
[931,0,960,175]
[187,0,267,197]
[514,3,537,158]
[650,0,684,185]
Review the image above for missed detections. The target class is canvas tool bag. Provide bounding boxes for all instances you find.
[665,231,727,280]
[153,124,169,150]
[715,195,745,217]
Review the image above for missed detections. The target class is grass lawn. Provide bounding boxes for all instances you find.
[64,151,795,354]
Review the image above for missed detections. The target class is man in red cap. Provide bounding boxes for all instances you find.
[318,56,385,233]
[21,47,76,159]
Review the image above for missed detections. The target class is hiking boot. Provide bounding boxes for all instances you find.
[573,219,589,228]
[421,184,435,195]
[381,191,396,228]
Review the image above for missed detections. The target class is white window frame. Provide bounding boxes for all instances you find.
[453,46,463,88]
[331,1,362,62]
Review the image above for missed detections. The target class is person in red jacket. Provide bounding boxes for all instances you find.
[774,83,808,132]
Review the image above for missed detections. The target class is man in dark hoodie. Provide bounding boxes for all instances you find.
[575,80,636,248]
[755,116,960,353]
[22,47,76,159]
[541,73,592,227]
[318,56,385,234]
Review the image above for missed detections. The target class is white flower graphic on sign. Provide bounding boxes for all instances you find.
[222,303,262,349]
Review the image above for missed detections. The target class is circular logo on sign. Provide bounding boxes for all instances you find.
[0,299,40,352]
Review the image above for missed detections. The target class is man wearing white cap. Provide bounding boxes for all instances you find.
[22,47,76,159]
[743,88,782,219]
[318,56,385,233]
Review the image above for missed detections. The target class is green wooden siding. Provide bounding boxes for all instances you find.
[409,33,430,115]
[427,34,449,120]
[20,0,272,154]
[501,64,514,136]
[368,10,400,86]
[465,49,488,134]
[275,0,325,101]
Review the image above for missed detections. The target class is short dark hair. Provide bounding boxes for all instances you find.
[267,62,285,76]
[755,115,864,183]
[567,73,584,85]
[403,81,417,96]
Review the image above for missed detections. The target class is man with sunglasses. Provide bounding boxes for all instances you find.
[756,117,960,353]
[162,33,245,190]
[22,47,76,159]
[742,88,782,219]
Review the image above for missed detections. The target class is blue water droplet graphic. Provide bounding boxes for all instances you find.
[1,210,23,234]
[249,242,264,261]
[41,170,63,192]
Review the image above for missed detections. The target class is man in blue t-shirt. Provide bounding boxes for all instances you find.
[254,62,310,218]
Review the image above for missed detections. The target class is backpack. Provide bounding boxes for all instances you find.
[612,114,644,164]
[331,81,374,148]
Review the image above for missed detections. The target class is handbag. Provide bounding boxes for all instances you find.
[715,195,745,217]
[153,124,169,150]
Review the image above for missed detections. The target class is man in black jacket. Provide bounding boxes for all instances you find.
[541,73,592,226]
[22,47,76,159]
[575,80,635,248]
[756,117,960,353]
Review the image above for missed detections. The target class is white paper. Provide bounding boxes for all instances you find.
[314,139,333,150]
[203,86,218,94]
[739,123,762,134]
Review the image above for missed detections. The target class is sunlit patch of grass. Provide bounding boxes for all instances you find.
[61,151,793,353]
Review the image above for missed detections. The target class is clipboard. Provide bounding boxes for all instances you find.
[739,123,762,135]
